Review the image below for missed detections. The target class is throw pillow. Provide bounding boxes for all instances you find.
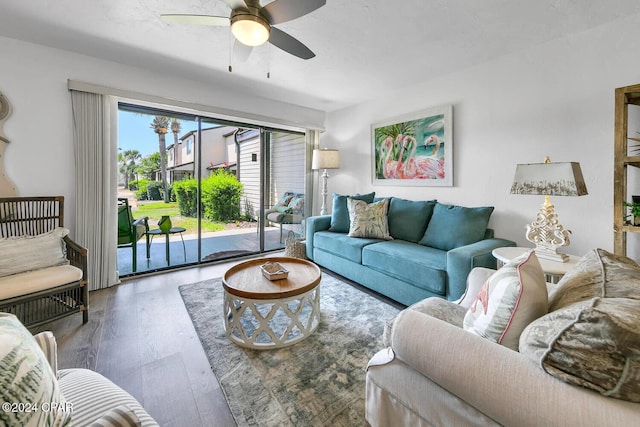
[0,227,70,278]
[329,192,375,233]
[387,198,437,243]
[520,297,640,403]
[347,198,392,240]
[287,195,304,213]
[549,248,640,311]
[419,204,494,251]
[276,193,294,208]
[0,313,72,426]
[463,251,547,351]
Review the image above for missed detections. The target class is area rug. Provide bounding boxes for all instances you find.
[179,273,400,427]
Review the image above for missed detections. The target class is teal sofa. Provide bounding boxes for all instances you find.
[305,195,516,306]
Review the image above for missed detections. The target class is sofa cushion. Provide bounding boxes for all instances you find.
[419,204,494,251]
[520,297,640,403]
[347,198,392,240]
[0,227,70,278]
[313,231,381,264]
[549,248,640,311]
[463,251,547,351]
[362,240,447,294]
[0,313,72,426]
[387,198,436,243]
[329,192,375,233]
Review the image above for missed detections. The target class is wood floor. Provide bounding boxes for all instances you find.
[34,258,250,427]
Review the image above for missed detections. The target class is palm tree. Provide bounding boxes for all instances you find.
[118,149,141,188]
[150,116,170,202]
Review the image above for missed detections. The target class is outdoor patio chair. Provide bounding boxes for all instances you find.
[117,197,150,273]
[263,192,305,243]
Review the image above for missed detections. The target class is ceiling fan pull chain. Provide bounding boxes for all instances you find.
[228,30,233,73]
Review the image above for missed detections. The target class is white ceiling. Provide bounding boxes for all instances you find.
[1,0,640,112]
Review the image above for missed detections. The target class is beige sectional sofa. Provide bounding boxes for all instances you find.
[366,249,640,426]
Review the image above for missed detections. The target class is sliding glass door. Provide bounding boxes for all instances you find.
[116,104,307,276]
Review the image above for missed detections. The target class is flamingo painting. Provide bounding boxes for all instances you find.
[403,137,445,179]
[372,105,452,185]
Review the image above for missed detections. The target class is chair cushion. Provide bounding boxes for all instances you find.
[329,192,375,233]
[0,313,72,426]
[0,227,70,277]
[419,204,494,250]
[0,265,83,300]
[387,198,436,243]
[463,251,547,351]
[347,198,392,240]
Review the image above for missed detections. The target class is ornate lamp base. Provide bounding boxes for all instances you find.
[525,196,571,263]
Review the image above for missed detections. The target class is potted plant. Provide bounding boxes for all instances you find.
[624,200,640,226]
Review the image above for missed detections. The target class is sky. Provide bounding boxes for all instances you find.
[117,110,200,157]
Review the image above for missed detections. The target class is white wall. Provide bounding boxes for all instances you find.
[0,36,325,231]
[321,13,640,259]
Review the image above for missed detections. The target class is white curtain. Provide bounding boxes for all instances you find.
[71,90,119,291]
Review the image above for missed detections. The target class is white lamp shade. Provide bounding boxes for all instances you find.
[312,149,340,170]
[510,161,587,196]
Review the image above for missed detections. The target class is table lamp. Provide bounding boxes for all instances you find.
[510,157,588,262]
[312,148,340,215]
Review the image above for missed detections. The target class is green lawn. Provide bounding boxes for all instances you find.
[134,202,226,233]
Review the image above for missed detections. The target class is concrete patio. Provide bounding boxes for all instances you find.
[117,224,302,277]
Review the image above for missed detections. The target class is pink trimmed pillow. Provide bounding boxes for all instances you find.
[463,251,547,350]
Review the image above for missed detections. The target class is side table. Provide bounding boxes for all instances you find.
[492,247,580,284]
[147,227,187,266]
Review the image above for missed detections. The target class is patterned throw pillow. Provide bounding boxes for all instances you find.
[329,192,376,233]
[0,313,72,426]
[519,248,640,403]
[346,198,392,240]
[463,251,547,351]
[549,248,640,311]
[276,194,294,208]
[0,227,70,278]
[287,196,304,213]
[520,297,640,402]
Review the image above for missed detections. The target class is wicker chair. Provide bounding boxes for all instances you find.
[0,196,88,327]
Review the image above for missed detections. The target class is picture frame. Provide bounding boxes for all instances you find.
[371,104,453,186]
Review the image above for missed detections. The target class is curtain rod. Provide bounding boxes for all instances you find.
[67,79,325,133]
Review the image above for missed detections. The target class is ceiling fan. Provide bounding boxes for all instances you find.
[161,0,326,61]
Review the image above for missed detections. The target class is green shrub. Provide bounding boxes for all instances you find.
[174,179,198,217]
[201,170,243,222]
[146,181,163,201]
[134,179,149,200]
[128,180,139,191]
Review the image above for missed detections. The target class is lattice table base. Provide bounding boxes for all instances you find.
[223,286,320,349]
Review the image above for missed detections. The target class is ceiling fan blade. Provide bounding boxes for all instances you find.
[233,39,253,62]
[223,0,247,9]
[268,27,315,60]
[261,0,326,25]
[160,14,230,26]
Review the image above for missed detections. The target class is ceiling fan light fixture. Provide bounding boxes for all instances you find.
[231,15,270,47]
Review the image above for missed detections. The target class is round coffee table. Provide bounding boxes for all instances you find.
[222,256,322,349]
